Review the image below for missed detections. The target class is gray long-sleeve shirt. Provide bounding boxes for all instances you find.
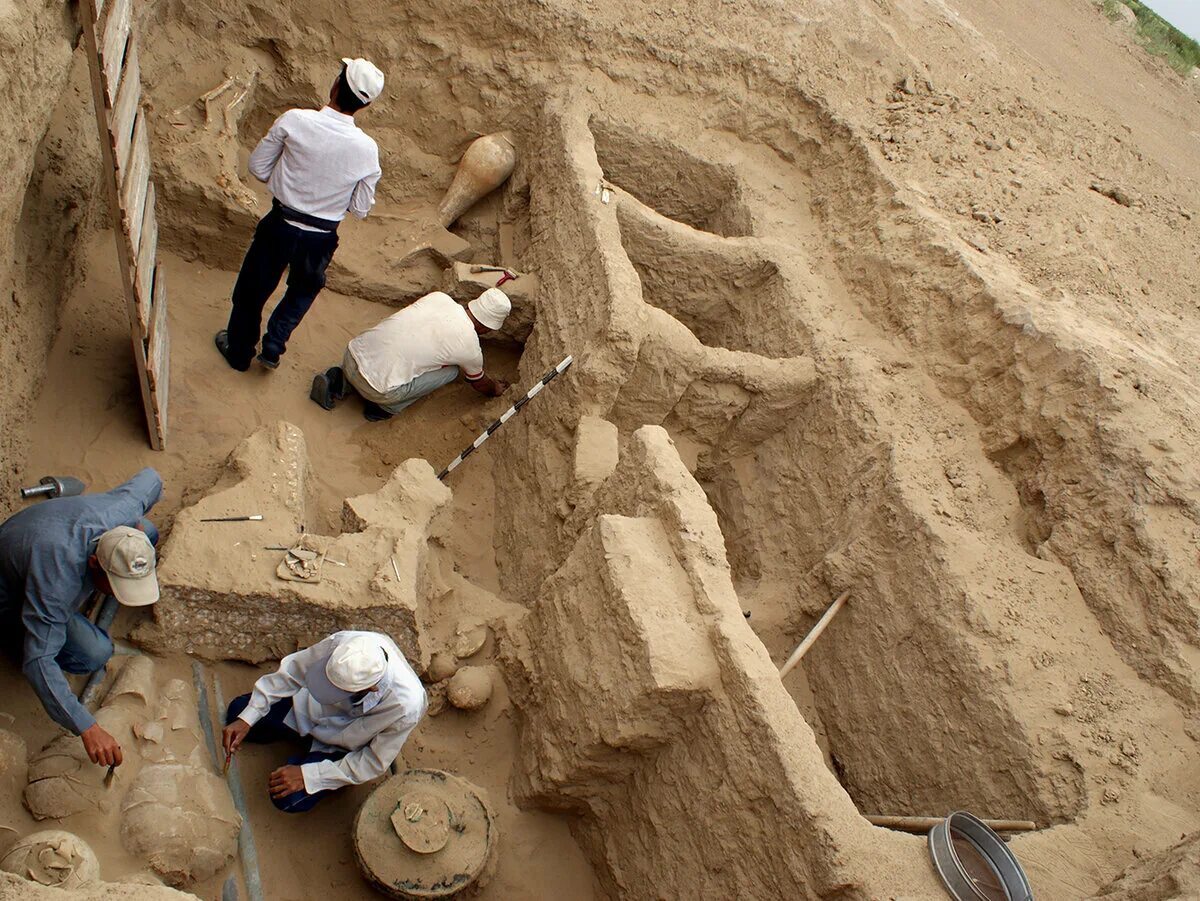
[0,469,162,735]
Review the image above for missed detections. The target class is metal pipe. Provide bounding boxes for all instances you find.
[212,671,266,901]
[192,662,219,769]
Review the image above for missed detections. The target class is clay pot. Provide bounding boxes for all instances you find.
[447,666,495,711]
[0,830,100,890]
[437,132,517,227]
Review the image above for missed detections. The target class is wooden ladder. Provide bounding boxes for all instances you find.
[78,0,169,450]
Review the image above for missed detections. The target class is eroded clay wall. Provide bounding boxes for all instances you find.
[0,10,98,515]
[504,426,943,899]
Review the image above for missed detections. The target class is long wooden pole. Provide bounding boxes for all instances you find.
[867,815,1037,833]
[778,590,851,679]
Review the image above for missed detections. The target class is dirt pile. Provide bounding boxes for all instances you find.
[1091,831,1200,900]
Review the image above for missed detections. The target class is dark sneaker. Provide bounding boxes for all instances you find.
[327,366,346,401]
[256,351,280,370]
[214,330,249,372]
[310,372,335,410]
[363,401,394,422]
[310,367,347,411]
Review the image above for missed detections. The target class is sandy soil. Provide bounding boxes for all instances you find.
[2,231,595,899]
[2,0,1200,897]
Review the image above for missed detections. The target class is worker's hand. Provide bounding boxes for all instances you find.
[490,379,510,397]
[222,719,251,756]
[268,765,306,799]
[81,723,123,767]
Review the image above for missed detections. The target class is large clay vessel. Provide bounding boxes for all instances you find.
[437,131,517,227]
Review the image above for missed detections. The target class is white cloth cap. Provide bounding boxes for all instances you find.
[96,526,159,607]
[341,58,385,104]
[468,287,511,331]
[306,634,389,704]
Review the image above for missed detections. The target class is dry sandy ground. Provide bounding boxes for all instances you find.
[1,231,596,899]
[2,0,1200,896]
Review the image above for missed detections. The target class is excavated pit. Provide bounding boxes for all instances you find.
[3,1,1199,899]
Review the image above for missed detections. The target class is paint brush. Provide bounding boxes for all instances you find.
[223,749,232,776]
[201,514,264,522]
[104,764,116,788]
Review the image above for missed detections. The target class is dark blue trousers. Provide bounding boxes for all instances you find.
[226,693,346,814]
[225,208,338,368]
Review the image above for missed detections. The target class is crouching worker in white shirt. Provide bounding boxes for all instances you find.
[309,288,512,421]
[221,631,426,813]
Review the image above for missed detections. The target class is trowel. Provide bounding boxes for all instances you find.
[19,476,86,501]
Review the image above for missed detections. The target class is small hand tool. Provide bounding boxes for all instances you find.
[20,476,86,500]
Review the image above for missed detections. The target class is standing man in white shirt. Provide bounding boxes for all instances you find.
[221,631,426,813]
[215,57,385,372]
[310,288,512,421]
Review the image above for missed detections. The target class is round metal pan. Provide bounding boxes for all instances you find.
[928,811,1034,901]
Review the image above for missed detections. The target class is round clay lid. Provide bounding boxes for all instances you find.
[354,769,496,900]
[391,790,451,854]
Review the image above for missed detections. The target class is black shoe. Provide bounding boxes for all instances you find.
[363,401,394,422]
[214,330,249,372]
[327,366,346,401]
[310,372,334,410]
[256,351,280,370]
[310,367,347,411]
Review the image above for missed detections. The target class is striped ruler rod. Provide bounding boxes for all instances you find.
[438,355,574,480]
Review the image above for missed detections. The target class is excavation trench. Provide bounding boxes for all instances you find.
[3,1,1197,898]
[591,109,1087,825]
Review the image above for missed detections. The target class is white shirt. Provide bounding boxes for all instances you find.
[348,292,486,394]
[237,631,427,794]
[248,107,381,230]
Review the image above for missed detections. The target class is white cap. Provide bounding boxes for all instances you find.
[305,634,389,704]
[468,288,511,331]
[341,58,384,104]
[96,526,159,607]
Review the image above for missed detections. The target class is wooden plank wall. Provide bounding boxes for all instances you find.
[79,0,169,450]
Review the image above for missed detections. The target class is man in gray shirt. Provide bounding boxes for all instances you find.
[0,468,163,768]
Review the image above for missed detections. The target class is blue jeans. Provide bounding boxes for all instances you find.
[57,516,158,675]
[343,349,461,414]
[56,614,114,674]
[226,694,347,814]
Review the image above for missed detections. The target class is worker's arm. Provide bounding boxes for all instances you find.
[247,111,293,183]
[299,708,424,794]
[236,637,335,728]
[348,149,381,219]
[21,624,96,737]
[458,343,508,397]
[19,567,121,766]
[466,373,509,397]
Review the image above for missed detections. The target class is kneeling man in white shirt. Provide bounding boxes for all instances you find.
[221,631,426,813]
[310,288,512,421]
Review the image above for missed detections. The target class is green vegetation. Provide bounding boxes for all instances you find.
[1102,0,1200,74]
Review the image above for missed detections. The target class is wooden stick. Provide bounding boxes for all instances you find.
[778,590,850,679]
[866,815,1037,833]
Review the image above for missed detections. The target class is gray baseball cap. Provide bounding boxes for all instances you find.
[96,526,159,607]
